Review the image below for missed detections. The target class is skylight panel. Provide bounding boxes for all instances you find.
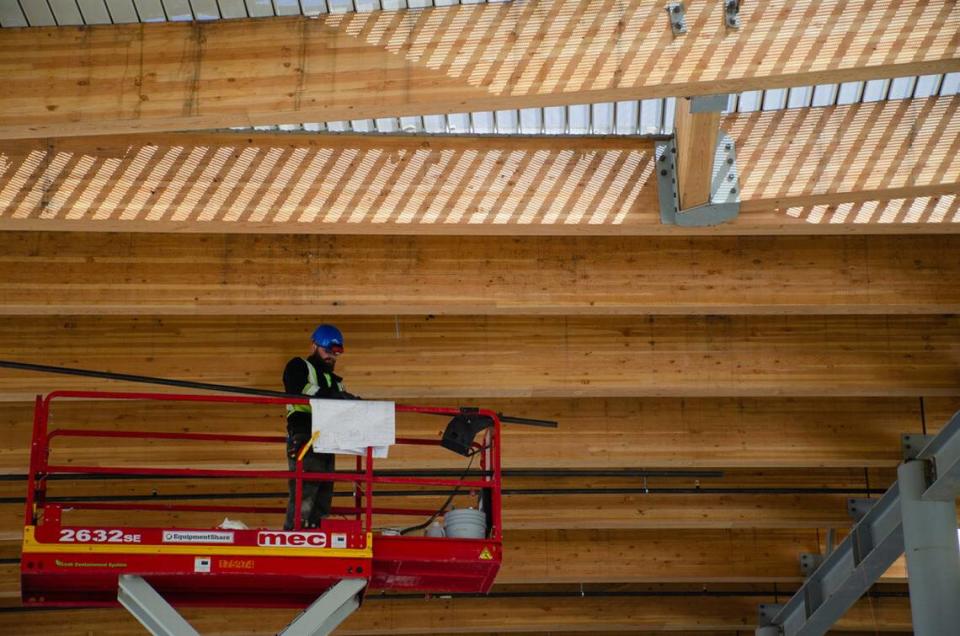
[49,0,85,25]
[811,84,839,106]
[568,105,590,134]
[495,110,519,134]
[639,99,663,134]
[134,0,168,22]
[519,108,543,135]
[836,81,864,104]
[300,0,328,15]
[888,77,917,100]
[243,0,272,16]
[592,103,614,134]
[786,86,813,108]
[939,73,959,96]
[21,0,57,24]
[861,79,890,102]
[662,97,676,130]
[615,101,639,135]
[376,118,401,133]
[762,89,787,111]
[913,74,943,98]
[163,0,195,21]
[544,106,565,135]
[737,91,762,112]
[77,0,112,23]
[446,113,470,133]
[399,116,424,133]
[103,0,139,22]
[472,111,495,134]
[0,0,28,27]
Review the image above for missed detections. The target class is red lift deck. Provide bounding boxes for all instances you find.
[21,391,502,614]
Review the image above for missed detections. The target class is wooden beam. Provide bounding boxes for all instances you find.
[0,96,956,234]
[4,397,947,473]
[1,1,958,138]
[3,233,960,315]
[674,98,721,209]
[1,464,905,534]
[0,493,864,535]
[0,594,913,633]
[0,315,958,401]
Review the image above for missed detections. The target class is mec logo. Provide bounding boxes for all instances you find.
[257,531,328,548]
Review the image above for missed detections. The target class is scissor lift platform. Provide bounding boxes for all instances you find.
[21,391,502,625]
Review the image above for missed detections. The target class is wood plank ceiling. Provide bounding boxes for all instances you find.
[1,1,959,634]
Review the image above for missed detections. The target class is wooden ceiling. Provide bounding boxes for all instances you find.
[1,0,959,634]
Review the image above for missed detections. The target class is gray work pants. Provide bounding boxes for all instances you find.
[284,450,335,530]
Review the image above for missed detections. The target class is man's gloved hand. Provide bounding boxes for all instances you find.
[286,433,311,460]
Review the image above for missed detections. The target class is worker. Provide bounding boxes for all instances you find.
[283,324,357,530]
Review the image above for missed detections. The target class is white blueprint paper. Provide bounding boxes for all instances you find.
[310,399,395,458]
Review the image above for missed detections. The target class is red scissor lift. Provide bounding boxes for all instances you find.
[21,390,502,631]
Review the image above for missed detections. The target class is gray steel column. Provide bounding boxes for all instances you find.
[897,459,960,635]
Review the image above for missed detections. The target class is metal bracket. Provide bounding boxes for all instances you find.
[902,433,935,461]
[656,132,740,227]
[757,603,784,627]
[799,552,823,577]
[666,2,687,34]
[690,94,729,113]
[847,497,875,522]
[724,0,741,29]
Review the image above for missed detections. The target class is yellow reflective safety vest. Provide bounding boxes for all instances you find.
[286,358,342,416]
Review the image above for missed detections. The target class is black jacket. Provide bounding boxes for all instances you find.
[283,354,355,438]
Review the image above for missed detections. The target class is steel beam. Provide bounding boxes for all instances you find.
[756,409,960,636]
[117,575,200,636]
[759,483,904,636]
[279,578,367,636]
[916,410,960,502]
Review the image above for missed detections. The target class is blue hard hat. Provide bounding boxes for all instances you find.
[311,324,344,352]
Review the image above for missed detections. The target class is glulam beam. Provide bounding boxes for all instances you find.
[0,315,958,401]
[1,1,958,138]
[0,96,956,234]
[3,397,947,472]
[0,594,913,633]
[2,233,960,315]
[674,98,721,209]
[0,493,862,535]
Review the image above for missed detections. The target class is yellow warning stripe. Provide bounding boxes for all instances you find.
[21,527,373,559]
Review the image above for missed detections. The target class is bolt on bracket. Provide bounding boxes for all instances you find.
[666,2,687,35]
[656,131,740,227]
[902,433,935,461]
[799,552,824,577]
[725,0,741,29]
[847,497,875,522]
[758,603,784,627]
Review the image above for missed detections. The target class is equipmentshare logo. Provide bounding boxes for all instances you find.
[162,530,235,544]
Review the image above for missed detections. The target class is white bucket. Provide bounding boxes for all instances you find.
[443,508,486,539]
